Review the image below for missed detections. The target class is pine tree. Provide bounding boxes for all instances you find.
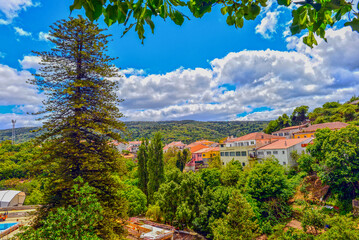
[137,138,149,197]
[30,17,127,238]
[147,132,165,203]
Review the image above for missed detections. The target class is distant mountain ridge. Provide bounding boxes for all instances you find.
[0,121,269,144]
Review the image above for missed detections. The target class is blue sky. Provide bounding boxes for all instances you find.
[1,0,359,129]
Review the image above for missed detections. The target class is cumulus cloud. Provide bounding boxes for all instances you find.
[113,27,359,121]
[38,31,50,41]
[19,55,41,70]
[255,10,281,39]
[2,27,359,128]
[14,26,32,36]
[0,64,42,106]
[0,0,38,24]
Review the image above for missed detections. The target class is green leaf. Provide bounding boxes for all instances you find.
[235,17,244,28]
[104,5,118,26]
[277,0,291,7]
[171,10,185,25]
[70,0,83,12]
[221,6,228,15]
[344,18,359,32]
[226,15,235,25]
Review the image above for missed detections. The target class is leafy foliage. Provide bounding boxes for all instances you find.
[211,190,260,240]
[68,0,359,47]
[308,125,359,199]
[18,179,103,240]
[246,159,291,201]
[301,207,325,235]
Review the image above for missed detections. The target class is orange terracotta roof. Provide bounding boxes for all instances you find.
[163,141,186,151]
[257,138,312,150]
[129,141,142,145]
[186,140,216,148]
[227,132,285,142]
[194,147,219,154]
[299,122,348,133]
[277,124,307,131]
[189,144,208,153]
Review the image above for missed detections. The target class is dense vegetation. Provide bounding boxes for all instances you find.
[0,120,268,144]
[265,97,359,133]
[3,125,359,239]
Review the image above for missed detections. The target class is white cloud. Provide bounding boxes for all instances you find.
[2,27,359,127]
[0,0,38,25]
[0,113,39,129]
[14,26,32,36]
[113,27,359,121]
[38,31,50,41]
[0,64,42,106]
[19,55,41,70]
[255,10,281,39]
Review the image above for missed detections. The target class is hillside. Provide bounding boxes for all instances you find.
[0,121,268,144]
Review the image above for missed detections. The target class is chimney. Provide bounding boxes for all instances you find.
[285,141,287,146]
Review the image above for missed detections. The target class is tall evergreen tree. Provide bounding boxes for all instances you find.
[30,17,127,238]
[137,138,149,196]
[176,149,190,172]
[147,132,165,203]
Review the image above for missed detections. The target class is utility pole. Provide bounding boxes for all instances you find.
[11,119,16,145]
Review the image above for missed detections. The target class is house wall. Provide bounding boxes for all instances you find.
[257,144,307,166]
[220,145,254,167]
[293,132,315,139]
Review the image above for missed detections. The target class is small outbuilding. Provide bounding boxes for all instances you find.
[0,190,26,208]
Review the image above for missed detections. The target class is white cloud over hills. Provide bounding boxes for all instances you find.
[1,27,359,129]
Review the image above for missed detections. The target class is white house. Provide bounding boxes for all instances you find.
[256,138,313,166]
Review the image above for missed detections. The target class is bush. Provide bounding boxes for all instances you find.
[17,178,103,240]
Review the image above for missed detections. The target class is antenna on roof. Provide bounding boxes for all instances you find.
[11,119,16,145]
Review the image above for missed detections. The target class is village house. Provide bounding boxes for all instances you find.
[128,141,142,154]
[220,132,285,167]
[163,141,186,153]
[185,144,211,172]
[272,124,307,139]
[292,122,348,139]
[256,138,313,166]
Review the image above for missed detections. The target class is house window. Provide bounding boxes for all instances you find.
[225,152,229,156]
[250,141,255,145]
[282,151,285,154]
[279,133,283,136]
[297,136,300,138]
[236,152,241,156]
[230,152,235,156]
[285,132,289,135]
[304,136,307,138]
[240,142,244,146]
[220,152,224,156]
[242,162,245,167]
[241,151,247,156]
[258,151,264,155]
[266,151,271,155]
[283,162,286,165]
[311,135,314,137]
[220,144,224,147]
[273,151,278,154]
